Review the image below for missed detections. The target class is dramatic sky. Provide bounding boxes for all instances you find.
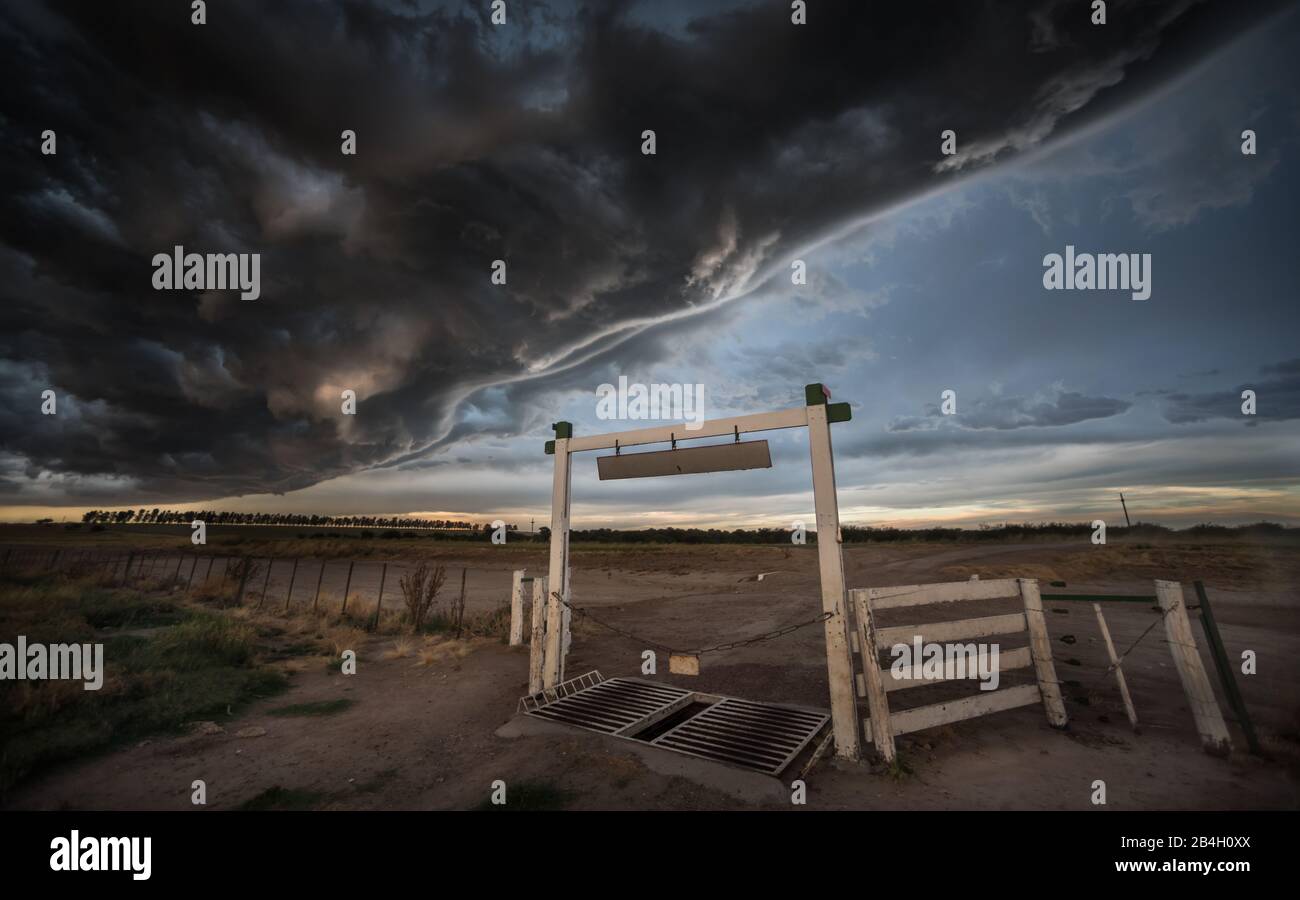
[1,0,1298,528]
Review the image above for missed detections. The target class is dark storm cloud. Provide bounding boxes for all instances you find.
[888,390,1132,432]
[0,0,1288,502]
[1161,358,1300,423]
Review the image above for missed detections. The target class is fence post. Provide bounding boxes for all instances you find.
[284,558,300,612]
[256,558,274,610]
[184,554,200,596]
[509,569,526,646]
[313,560,326,614]
[1092,603,1138,730]
[1156,580,1231,755]
[341,560,355,616]
[529,576,548,694]
[806,395,860,761]
[850,589,895,762]
[121,551,136,587]
[373,562,388,630]
[1018,578,1068,728]
[562,565,572,677]
[1193,581,1260,755]
[455,567,467,640]
[234,557,252,606]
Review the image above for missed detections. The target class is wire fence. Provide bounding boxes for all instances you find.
[0,544,517,626]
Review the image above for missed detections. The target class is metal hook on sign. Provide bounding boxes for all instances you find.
[615,440,620,456]
[734,425,740,443]
[671,432,677,450]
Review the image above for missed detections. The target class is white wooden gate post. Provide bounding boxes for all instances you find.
[544,425,573,689]
[1018,578,1069,728]
[561,564,572,683]
[1156,579,1231,754]
[850,589,895,762]
[806,387,861,761]
[528,575,548,694]
[509,569,526,646]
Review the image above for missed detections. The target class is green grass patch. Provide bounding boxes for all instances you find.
[0,575,286,798]
[886,756,915,781]
[267,698,354,718]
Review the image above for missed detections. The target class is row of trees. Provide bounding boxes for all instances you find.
[72,513,1291,544]
[560,521,1292,544]
[78,508,517,532]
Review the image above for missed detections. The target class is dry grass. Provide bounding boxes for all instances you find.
[414,635,480,667]
[324,624,367,657]
[383,637,415,660]
[938,541,1300,590]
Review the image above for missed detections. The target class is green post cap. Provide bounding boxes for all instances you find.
[544,440,555,455]
[804,383,830,406]
[827,402,852,423]
[552,421,573,439]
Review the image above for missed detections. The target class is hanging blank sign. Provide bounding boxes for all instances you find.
[669,653,701,676]
[597,440,771,480]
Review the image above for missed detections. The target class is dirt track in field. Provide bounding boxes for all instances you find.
[6,536,1300,810]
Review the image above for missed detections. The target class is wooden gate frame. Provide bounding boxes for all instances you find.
[542,383,863,760]
[849,577,1068,763]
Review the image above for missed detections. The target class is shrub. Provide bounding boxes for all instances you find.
[399,562,446,633]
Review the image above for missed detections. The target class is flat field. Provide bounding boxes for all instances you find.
[2,523,1297,810]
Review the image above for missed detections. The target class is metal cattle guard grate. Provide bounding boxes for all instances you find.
[650,697,829,776]
[524,676,692,735]
[522,672,830,776]
[541,384,863,762]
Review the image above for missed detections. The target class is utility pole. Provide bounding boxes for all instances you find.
[1119,492,1131,527]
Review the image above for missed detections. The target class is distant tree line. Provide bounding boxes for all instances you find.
[558,521,1293,544]
[70,512,1291,544]
[79,508,517,532]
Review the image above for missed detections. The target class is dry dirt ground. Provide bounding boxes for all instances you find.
[7,537,1300,810]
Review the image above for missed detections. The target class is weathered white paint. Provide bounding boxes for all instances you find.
[1156,580,1230,754]
[867,579,1019,610]
[850,589,895,762]
[1093,602,1138,730]
[808,401,860,761]
[528,576,547,694]
[887,683,1043,736]
[1018,578,1068,728]
[509,569,526,646]
[876,613,1028,647]
[543,438,571,689]
[884,645,1033,693]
